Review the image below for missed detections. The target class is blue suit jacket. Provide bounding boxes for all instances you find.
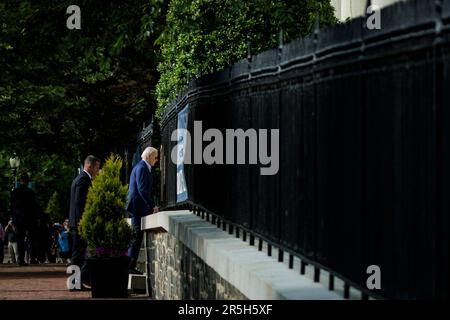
[126,160,155,226]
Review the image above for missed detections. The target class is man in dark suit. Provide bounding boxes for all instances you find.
[11,173,38,266]
[69,155,100,288]
[127,147,159,273]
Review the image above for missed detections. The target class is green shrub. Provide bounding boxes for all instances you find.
[79,154,133,257]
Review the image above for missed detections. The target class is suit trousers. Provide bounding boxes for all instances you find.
[128,223,143,268]
[70,229,90,285]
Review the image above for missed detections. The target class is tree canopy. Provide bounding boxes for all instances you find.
[0,0,336,223]
[0,0,167,222]
[0,0,167,159]
[155,0,336,119]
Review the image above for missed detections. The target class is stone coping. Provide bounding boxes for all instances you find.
[138,210,342,300]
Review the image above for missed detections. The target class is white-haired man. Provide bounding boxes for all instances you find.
[126,147,159,273]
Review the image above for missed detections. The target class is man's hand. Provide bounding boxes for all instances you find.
[153,206,159,214]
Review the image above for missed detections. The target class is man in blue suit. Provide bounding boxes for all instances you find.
[127,147,159,273]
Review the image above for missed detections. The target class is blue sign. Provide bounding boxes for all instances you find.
[176,105,189,202]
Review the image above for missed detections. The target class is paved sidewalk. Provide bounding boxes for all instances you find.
[0,263,150,300]
[0,264,90,300]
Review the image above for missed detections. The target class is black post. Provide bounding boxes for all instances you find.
[301,261,307,275]
[278,249,284,262]
[344,284,350,299]
[289,255,294,269]
[258,238,263,251]
[11,168,17,191]
[314,267,320,282]
[329,274,335,291]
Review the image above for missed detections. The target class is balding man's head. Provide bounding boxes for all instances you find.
[141,147,158,166]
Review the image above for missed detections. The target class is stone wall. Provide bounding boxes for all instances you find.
[137,230,247,300]
[133,211,344,300]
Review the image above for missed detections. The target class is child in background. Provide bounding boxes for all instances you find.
[56,224,70,264]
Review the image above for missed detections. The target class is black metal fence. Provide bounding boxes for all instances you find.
[159,0,450,299]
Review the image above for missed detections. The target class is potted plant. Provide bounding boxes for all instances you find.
[79,154,133,298]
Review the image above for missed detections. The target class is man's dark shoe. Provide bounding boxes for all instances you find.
[128,258,137,270]
[128,268,143,275]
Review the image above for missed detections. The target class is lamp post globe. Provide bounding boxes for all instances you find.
[9,155,20,191]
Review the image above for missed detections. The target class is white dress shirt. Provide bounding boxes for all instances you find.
[83,169,92,180]
[143,160,152,173]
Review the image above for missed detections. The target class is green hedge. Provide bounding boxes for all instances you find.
[155,0,336,120]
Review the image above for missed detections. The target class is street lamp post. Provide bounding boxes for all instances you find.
[9,155,20,191]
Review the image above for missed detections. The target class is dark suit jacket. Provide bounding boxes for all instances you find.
[11,184,37,229]
[69,171,92,229]
[126,160,155,226]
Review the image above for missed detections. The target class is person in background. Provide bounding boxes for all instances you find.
[35,212,53,263]
[56,223,70,264]
[63,218,72,258]
[63,219,70,232]
[11,173,38,266]
[50,223,59,263]
[0,222,4,264]
[4,220,18,264]
[24,233,31,264]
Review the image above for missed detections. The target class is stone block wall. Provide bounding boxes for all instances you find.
[137,230,247,300]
